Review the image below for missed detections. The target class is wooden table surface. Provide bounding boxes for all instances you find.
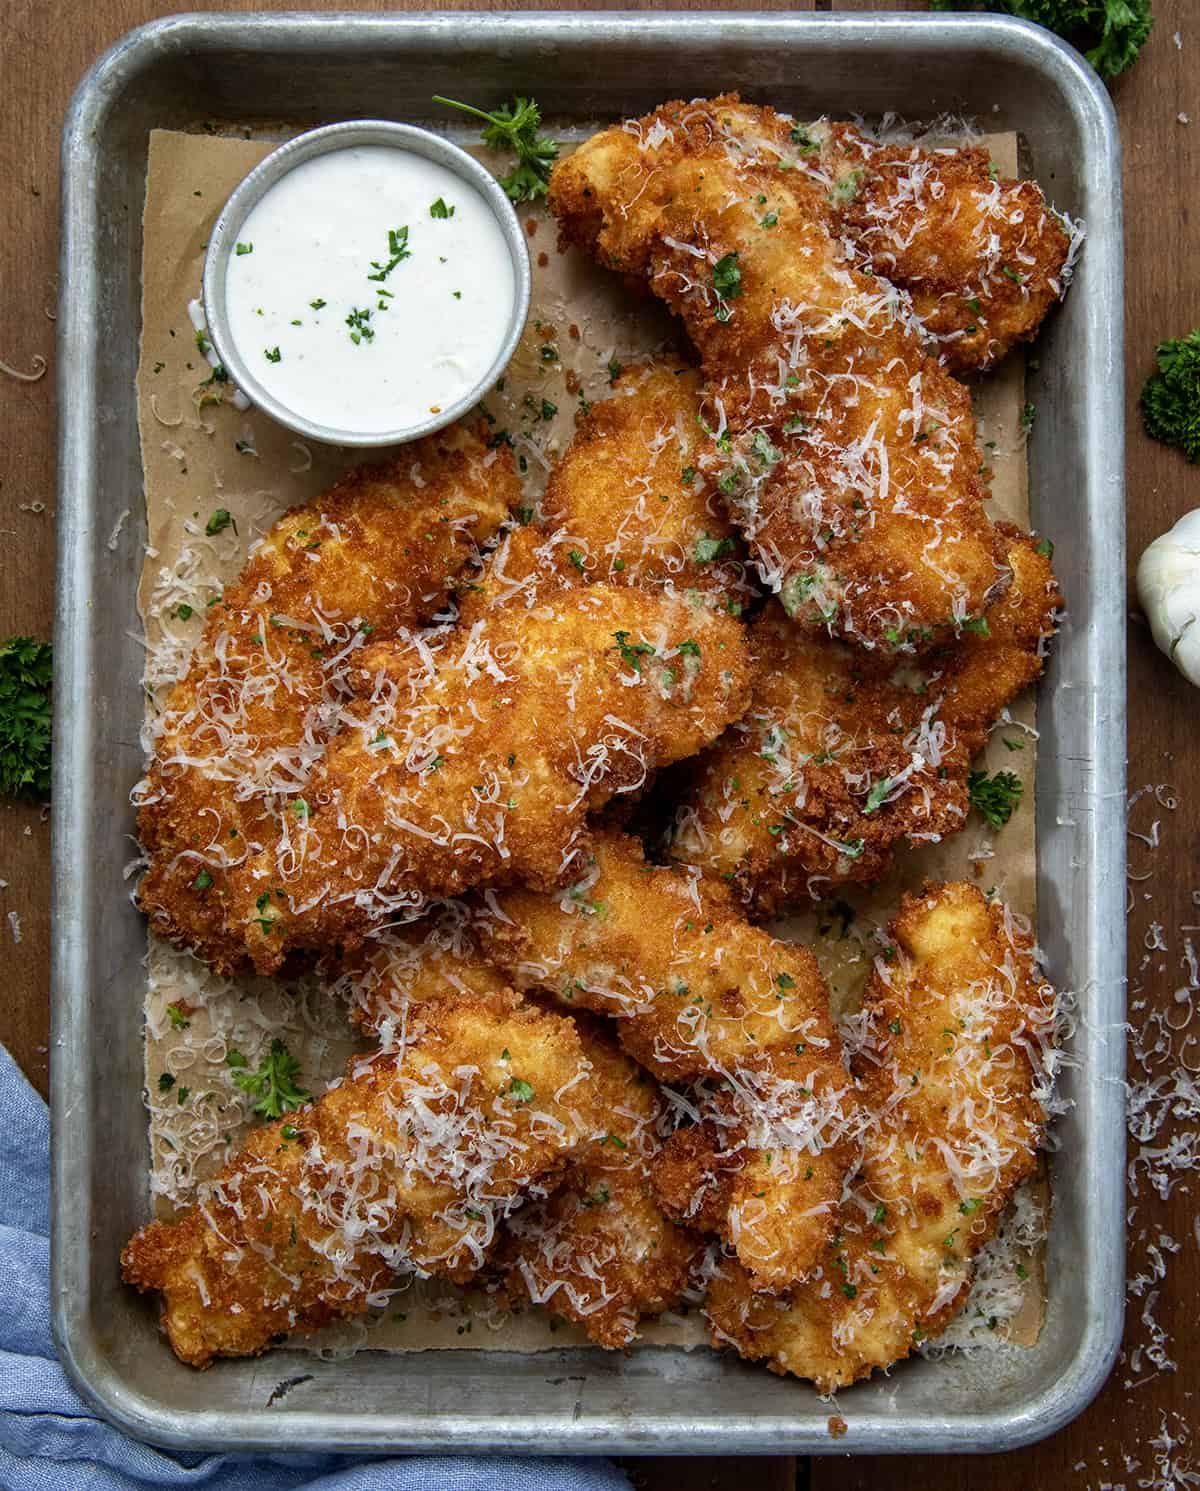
[5,0,1197,1484]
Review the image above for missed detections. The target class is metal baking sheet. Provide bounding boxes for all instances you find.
[51,10,1126,1457]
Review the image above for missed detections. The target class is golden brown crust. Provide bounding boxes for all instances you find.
[129,99,1068,1385]
[650,1085,852,1295]
[272,585,752,962]
[144,576,751,976]
[668,527,1060,911]
[476,829,860,1291]
[704,881,1058,1391]
[342,942,698,1348]
[541,361,751,602]
[477,829,830,1080]
[550,95,1010,651]
[460,360,756,623]
[495,1026,701,1348]
[333,915,512,1036]
[136,423,520,976]
[122,993,606,1367]
[825,124,1073,374]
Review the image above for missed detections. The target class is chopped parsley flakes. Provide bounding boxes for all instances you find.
[367,226,411,282]
[863,777,893,815]
[967,768,1023,828]
[613,630,656,672]
[345,307,375,345]
[711,251,743,322]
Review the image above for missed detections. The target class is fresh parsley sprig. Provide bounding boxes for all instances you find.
[1142,328,1200,463]
[0,637,52,800]
[226,1039,312,1120]
[928,0,1151,79]
[432,95,560,203]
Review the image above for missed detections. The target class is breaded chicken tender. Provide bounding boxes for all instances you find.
[704,881,1059,1391]
[122,992,606,1367]
[332,909,511,1039]
[462,360,755,621]
[821,123,1076,374]
[267,586,752,969]
[161,575,748,972]
[550,95,1009,651]
[136,423,519,976]
[340,936,698,1347]
[648,1072,857,1297]
[476,830,861,1290]
[668,527,1060,913]
[476,829,830,1082]
[495,1025,700,1347]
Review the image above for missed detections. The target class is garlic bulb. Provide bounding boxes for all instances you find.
[1136,508,1200,685]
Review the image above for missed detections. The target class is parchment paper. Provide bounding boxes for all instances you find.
[135,126,1044,1358]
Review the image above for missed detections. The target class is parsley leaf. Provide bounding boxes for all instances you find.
[694,534,734,564]
[752,429,782,468]
[0,637,52,799]
[711,251,743,322]
[433,95,560,203]
[613,630,656,673]
[967,768,1023,828]
[930,1,1150,80]
[366,226,411,283]
[863,777,893,815]
[1142,327,1200,463]
[228,1038,312,1120]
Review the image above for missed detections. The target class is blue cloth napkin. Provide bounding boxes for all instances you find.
[0,1043,632,1491]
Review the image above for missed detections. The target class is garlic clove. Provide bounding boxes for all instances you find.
[1136,508,1200,685]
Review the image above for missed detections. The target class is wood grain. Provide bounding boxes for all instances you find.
[6,0,1196,1485]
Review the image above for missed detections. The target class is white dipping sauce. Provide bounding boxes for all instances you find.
[224,146,516,435]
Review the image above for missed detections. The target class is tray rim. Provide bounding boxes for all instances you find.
[51,7,1127,1457]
